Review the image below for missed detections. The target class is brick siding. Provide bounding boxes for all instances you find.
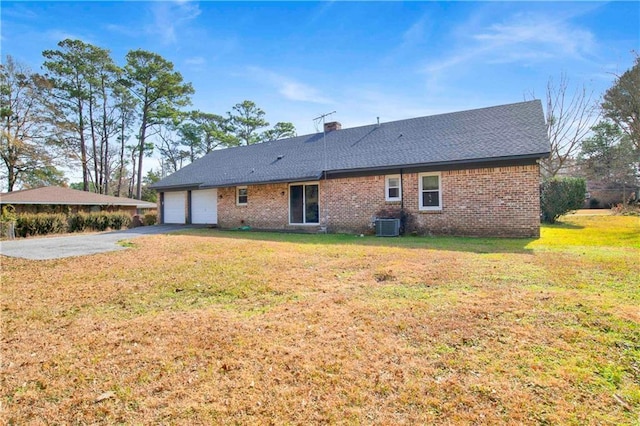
[218,183,295,230]
[215,164,541,237]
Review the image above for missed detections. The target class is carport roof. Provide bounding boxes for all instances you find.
[0,186,157,208]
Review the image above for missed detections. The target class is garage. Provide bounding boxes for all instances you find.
[162,191,186,224]
[191,189,218,224]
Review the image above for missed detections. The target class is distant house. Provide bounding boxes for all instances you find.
[556,159,640,209]
[585,180,640,208]
[151,101,550,237]
[0,186,156,215]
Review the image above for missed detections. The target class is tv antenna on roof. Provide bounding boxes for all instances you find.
[313,111,336,133]
[313,110,336,234]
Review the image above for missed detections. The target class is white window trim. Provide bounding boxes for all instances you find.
[385,174,402,202]
[236,186,248,206]
[288,181,320,225]
[418,172,442,211]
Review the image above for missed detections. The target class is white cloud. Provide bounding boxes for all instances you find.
[279,80,331,104]
[185,56,205,66]
[1,5,39,20]
[421,12,597,91]
[146,1,201,45]
[473,16,595,61]
[338,86,462,126]
[184,56,206,72]
[401,15,428,48]
[248,67,334,104]
[307,1,337,25]
[381,13,432,65]
[105,24,138,38]
[45,30,91,44]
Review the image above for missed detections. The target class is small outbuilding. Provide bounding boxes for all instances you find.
[0,186,156,215]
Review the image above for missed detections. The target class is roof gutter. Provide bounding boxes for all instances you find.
[153,174,324,191]
[148,183,204,191]
[151,152,549,190]
[196,173,324,190]
[0,201,156,207]
[325,153,549,177]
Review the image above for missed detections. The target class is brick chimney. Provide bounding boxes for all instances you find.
[324,121,342,132]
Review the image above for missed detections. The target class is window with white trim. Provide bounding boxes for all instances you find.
[419,172,442,210]
[236,186,248,205]
[385,175,402,201]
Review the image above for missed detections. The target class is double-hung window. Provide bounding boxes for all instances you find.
[385,175,402,201]
[236,186,248,206]
[419,172,442,210]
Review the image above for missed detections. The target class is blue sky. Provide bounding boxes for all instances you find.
[2,1,639,175]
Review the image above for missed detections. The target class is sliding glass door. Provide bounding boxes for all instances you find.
[289,183,319,224]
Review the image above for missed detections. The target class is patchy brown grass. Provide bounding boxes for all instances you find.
[1,216,639,424]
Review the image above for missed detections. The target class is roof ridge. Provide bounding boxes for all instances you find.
[1,186,156,207]
[0,186,43,196]
[192,100,544,156]
[314,99,543,135]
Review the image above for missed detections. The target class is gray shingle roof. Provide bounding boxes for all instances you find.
[152,100,549,190]
[0,186,157,208]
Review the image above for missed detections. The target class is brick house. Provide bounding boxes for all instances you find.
[151,101,550,237]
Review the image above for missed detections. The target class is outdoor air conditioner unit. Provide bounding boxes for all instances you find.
[375,218,400,237]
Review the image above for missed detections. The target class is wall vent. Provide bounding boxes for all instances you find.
[375,218,400,237]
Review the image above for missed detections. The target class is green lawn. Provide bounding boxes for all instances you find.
[1,213,638,424]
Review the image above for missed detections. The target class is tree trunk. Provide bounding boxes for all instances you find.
[78,99,89,192]
[135,106,148,200]
[116,115,125,197]
[101,77,109,195]
[136,131,144,199]
[7,159,16,192]
[129,147,137,198]
[88,89,100,194]
[4,118,16,192]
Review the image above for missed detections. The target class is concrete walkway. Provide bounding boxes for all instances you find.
[0,225,191,260]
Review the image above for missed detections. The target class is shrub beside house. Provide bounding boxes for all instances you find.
[0,186,157,238]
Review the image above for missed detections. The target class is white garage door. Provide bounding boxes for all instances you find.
[163,191,186,224]
[191,189,218,224]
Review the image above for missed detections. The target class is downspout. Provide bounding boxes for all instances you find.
[324,170,329,233]
[400,169,405,234]
[400,169,404,211]
[187,190,192,224]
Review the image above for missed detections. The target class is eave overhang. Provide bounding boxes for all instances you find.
[151,152,549,191]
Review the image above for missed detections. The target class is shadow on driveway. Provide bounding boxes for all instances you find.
[0,225,193,260]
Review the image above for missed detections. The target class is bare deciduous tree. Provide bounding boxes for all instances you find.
[1,56,63,191]
[156,125,189,174]
[531,74,601,178]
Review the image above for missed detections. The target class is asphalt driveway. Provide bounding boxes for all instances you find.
[0,225,192,260]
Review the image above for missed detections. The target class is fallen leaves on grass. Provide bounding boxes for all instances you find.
[1,216,638,424]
